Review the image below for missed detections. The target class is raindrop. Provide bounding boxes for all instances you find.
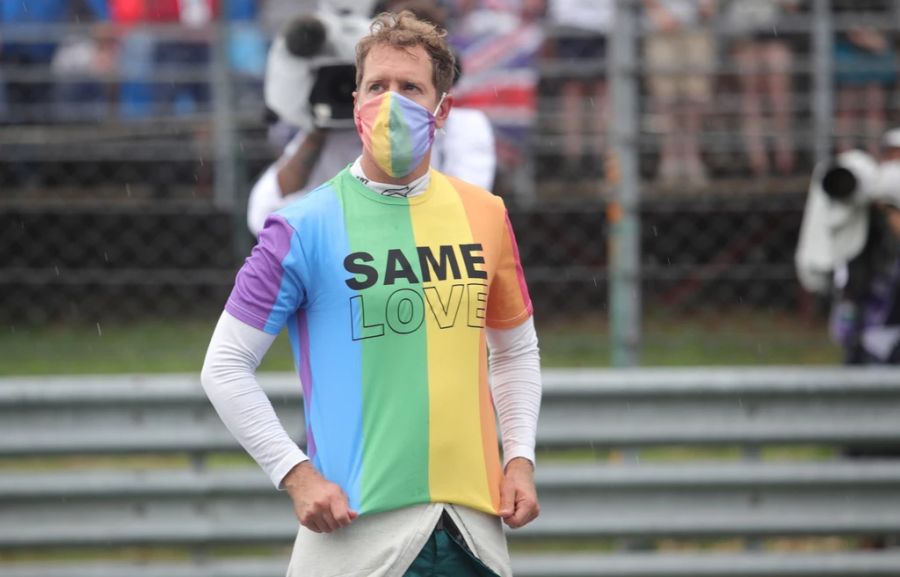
[652,226,658,237]
[199,157,205,167]
[54,266,59,277]
[239,141,245,152]
[104,251,109,263]
[96,323,103,337]
[588,97,595,108]
[592,276,598,287]
[125,183,132,197]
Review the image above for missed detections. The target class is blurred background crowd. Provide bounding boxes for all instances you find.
[4,0,900,366]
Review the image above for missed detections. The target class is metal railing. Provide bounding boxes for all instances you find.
[2,367,900,576]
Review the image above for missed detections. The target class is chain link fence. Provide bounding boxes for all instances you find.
[3,0,899,364]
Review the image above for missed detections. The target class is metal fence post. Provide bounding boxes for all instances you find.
[812,0,834,167]
[210,3,247,260]
[609,0,641,367]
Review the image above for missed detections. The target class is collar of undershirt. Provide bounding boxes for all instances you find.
[350,157,430,198]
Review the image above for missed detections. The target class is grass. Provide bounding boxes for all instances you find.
[0,309,841,376]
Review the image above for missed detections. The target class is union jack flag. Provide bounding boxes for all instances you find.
[450,13,544,166]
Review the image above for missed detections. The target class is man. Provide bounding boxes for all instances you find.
[641,0,715,185]
[247,0,496,237]
[201,11,541,577]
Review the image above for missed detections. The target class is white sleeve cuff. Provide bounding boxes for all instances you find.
[272,451,310,490]
[502,444,536,469]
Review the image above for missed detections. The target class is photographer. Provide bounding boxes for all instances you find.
[247,7,368,236]
[796,129,900,365]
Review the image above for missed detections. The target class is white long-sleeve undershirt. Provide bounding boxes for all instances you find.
[200,311,542,488]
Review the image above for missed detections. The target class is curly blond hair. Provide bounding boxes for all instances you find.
[355,10,456,96]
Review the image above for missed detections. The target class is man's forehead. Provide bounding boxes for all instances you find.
[362,44,432,79]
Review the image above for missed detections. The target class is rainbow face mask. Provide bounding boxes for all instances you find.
[354,91,445,178]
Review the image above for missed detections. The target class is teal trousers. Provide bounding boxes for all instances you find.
[402,527,501,577]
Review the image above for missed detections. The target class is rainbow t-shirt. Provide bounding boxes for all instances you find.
[225,167,533,516]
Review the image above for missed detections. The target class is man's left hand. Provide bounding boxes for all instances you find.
[498,457,540,529]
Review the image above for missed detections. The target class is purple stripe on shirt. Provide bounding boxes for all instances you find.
[225,214,295,332]
[297,309,317,461]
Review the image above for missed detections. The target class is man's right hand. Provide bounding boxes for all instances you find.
[282,461,358,533]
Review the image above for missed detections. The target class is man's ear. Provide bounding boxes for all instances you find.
[352,90,358,108]
[435,93,453,129]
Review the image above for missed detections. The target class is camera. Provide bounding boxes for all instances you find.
[820,150,900,205]
[265,8,371,130]
[796,149,900,293]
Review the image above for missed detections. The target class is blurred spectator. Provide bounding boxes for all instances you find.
[152,0,213,118]
[52,21,118,122]
[110,0,155,118]
[111,0,261,119]
[641,0,715,186]
[833,0,897,156]
[448,0,545,183]
[545,0,613,181]
[0,0,108,124]
[720,0,798,178]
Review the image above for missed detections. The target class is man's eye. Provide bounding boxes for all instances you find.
[405,84,420,92]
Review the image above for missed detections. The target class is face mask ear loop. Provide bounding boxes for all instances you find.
[433,92,447,117]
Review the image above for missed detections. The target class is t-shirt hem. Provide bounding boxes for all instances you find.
[225,300,279,335]
[486,308,533,330]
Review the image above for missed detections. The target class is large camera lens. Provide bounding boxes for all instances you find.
[309,64,358,126]
[822,165,858,201]
[285,16,327,57]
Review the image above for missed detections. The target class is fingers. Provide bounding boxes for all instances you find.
[328,498,357,529]
[297,484,358,533]
[498,476,516,518]
[305,517,327,533]
[503,493,540,529]
[499,479,540,529]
